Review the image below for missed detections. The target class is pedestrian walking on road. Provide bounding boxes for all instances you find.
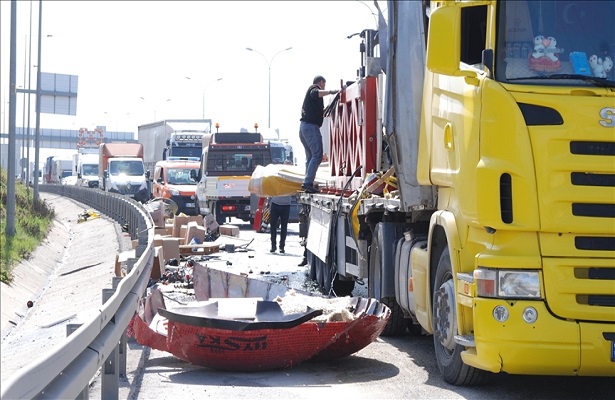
[269,195,292,253]
[299,75,338,193]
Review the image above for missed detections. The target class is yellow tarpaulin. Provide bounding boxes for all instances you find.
[248,164,328,197]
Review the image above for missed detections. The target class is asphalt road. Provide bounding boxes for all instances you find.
[2,197,613,399]
[111,221,614,400]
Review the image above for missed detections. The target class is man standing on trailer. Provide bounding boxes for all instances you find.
[299,75,337,193]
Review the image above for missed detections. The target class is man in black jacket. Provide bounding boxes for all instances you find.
[299,75,337,193]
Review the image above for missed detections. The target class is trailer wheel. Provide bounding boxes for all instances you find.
[369,226,407,336]
[332,276,355,297]
[433,248,489,386]
[380,297,407,336]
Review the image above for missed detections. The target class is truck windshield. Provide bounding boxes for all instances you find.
[205,149,271,176]
[167,168,197,185]
[495,0,615,87]
[82,164,99,175]
[109,160,144,176]
[270,147,286,164]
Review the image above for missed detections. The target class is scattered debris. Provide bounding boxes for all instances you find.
[77,209,100,223]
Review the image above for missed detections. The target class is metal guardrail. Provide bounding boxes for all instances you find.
[1,185,155,400]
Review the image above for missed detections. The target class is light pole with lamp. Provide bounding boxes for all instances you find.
[185,76,223,119]
[140,97,171,121]
[245,46,292,132]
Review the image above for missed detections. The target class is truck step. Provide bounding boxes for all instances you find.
[454,334,476,347]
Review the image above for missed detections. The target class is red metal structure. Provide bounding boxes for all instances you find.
[77,127,104,148]
[327,76,379,194]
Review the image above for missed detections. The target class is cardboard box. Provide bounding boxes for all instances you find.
[219,224,240,237]
[131,239,139,250]
[165,224,174,236]
[146,201,166,228]
[161,237,181,263]
[179,242,220,255]
[150,246,165,280]
[172,215,203,238]
[184,222,207,245]
[153,234,169,247]
[154,227,167,236]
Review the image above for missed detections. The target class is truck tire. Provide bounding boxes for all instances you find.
[369,226,407,336]
[380,296,407,336]
[332,276,355,297]
[432,248,489,386]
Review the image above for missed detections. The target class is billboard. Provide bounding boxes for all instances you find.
[40,72,78,116]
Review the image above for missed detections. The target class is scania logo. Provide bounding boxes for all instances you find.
[599,107,615,127]
[126,182,132,190]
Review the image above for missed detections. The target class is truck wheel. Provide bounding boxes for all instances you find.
[369,226,407,336]
[380,297,407,336]
[332,276,355,297]
[432,248,488,386]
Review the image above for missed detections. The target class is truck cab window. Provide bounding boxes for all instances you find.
[461,5,487,66]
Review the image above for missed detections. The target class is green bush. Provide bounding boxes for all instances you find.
[0,168,55,284]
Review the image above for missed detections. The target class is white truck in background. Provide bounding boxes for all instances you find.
[194,131,272,224]
[28,161,43,186]
[99,142,149,203]
[50,157,73,184]
[138,119,212,174]
[72,147,100,188]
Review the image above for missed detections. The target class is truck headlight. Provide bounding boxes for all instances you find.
[474,268,541,299]
[169,188,180,196]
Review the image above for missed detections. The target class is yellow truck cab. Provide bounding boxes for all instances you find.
[297,0,614,385]
[152,159,200,216]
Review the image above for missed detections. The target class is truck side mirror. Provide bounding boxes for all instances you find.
[77,173,82,179]
[103,170,109,178]
[146,170,151,179]
[426,4,477,81]
[190,169,197,180]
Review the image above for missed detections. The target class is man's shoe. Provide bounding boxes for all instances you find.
[298,258,308,267]
[279,248,285,254]
[270,248,276,253]
[304,186,320,194]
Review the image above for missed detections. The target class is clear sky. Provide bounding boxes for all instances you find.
[1,0,385,162]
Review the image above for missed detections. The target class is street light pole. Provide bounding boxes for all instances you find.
[33,0,43,201]
[246,46,292,130]
[140,97,171,121]
[186,76,222,119]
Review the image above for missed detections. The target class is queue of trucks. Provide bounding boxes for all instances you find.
[292,0,614,386]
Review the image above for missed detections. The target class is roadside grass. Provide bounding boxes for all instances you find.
[0,168,55,284]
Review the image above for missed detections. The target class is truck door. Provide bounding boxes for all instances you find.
[426,5,487,201]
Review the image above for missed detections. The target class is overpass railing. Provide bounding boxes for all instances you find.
[1,185,154,400]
